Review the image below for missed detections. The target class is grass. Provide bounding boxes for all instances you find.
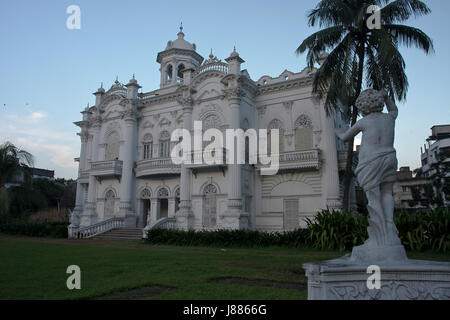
[0,235,449,300]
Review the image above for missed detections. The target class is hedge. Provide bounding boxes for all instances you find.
[144,208,450,253]
[0,220,68,238]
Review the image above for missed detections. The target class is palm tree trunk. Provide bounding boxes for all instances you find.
[342,42,365,212]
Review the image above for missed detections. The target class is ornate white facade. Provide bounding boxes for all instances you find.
[70,28,347,236]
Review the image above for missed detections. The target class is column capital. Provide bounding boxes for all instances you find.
[120,108,138,123]
[223,88,245,104]
[89,116,102,129]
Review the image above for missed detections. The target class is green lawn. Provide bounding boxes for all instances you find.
[0,235,449,300]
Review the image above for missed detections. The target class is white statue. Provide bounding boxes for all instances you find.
[336,89,406,261]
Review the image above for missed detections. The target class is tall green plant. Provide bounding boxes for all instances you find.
[297,0,434,211]
[0,141,34,217]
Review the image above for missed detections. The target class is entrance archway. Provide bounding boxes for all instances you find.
[203,184,217,228]
[157,187,169,219]
[140,188,151,227]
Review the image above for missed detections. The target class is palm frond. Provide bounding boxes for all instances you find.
[384,23,434,54]
[380,0,431,24]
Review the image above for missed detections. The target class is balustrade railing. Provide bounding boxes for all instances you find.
[195,61,228,75]
[75,217,124,239]
[90,159,123,170]
[142,217,176,238]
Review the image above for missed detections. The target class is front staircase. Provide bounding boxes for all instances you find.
[92,228,143,240]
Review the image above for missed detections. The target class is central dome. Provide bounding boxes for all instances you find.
[165,25,196,51]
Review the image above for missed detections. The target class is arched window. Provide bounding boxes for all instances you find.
[157,187,169,219]
[142,133,153,160]
[157,187,169,198]
[295,115,313,150]
[166,64,173,83]
[203,184,217,228]
[105,132,120,160]
[177,64,185,79]
[267,119,284,154]
[202,113,222,149]
[159,131,171,158]
[104,190,115,218]
[141,188,151,199]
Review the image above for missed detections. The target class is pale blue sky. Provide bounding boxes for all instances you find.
[0,0,449,179]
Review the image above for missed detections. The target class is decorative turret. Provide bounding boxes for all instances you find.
[157,24,204,88]
[93,83,105,107]
[125,74,141,99]
[81,102,90,121]
[225,46,244,75]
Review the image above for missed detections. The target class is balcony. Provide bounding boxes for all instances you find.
[256,149,321,173]
[135,157,181,178]
[185,148,227,172]
[89,159,123,179]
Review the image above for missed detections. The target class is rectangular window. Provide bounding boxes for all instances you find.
[160,141,169,158]
[143,143,152,159]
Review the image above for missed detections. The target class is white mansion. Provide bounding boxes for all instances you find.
[69,28,349,238]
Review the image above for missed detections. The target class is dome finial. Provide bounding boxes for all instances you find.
[209,48,214,59]
[177,22,184,39]
[115,75,119,83]
[100,82,103,89]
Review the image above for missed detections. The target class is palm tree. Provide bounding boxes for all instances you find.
[296,0,434,211]
[0,141,34,216]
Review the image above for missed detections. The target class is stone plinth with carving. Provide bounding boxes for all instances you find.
[303,89,450,300]
[303,257,450,300]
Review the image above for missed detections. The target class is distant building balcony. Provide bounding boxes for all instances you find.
[89,159,123,179]
[135,157,181,178]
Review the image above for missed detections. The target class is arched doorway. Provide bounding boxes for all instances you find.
[157,187,169,219]
[104,190,115,219]
[140,188,151,227]
[203,184,217,228]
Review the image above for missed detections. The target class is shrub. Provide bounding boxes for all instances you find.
[144,208,450,253]
[0,219,67,238]
[303,209,368,251]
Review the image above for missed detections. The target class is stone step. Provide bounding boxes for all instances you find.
[92,228,143,240]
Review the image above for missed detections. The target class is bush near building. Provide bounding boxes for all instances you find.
[144,209,450,253]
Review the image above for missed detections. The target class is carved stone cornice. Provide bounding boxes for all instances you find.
[256,77,313,96]
[138,92,182,108]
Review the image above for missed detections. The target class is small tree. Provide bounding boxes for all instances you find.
[0,141,34,217]
[296,0,434,211]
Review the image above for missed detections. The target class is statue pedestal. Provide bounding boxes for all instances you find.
[303,256,450,300]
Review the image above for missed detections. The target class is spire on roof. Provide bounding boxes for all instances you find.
[177,22,185,39]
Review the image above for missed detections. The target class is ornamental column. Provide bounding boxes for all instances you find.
[73,131,88,215]
[222,47,248,229]
[120,75,140,227]
[82,119,101,226]
[320,106,342,209]
[176,75,195,230]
